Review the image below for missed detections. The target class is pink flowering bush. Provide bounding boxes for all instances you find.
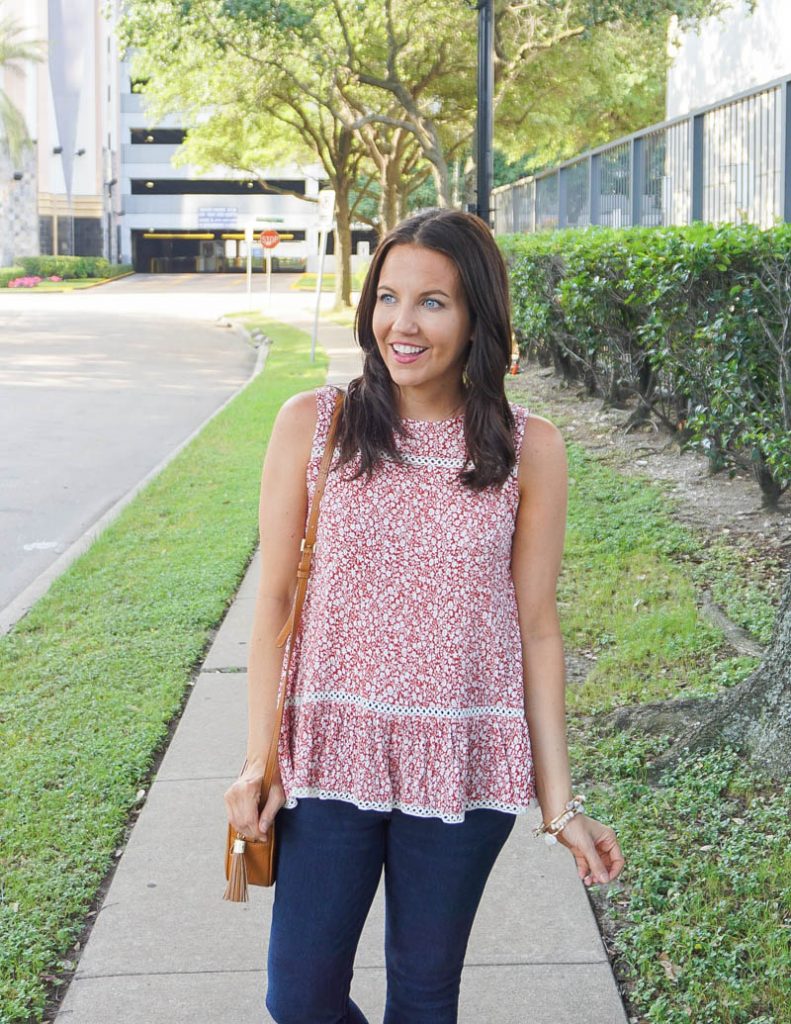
[7,276,43,288]
[4,274,64,287]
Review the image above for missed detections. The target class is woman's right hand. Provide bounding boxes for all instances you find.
[224,762,287,843]
[553,812,624,887]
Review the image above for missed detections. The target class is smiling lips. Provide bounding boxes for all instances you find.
[391,342,427,363]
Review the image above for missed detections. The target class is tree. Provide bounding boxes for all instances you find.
[122,0,741,304]
[605,569,790,785]
[349,114,433,234]
[0,3,43,164]
[121,0,378,307]
[326,0,744,206]
[494,17,671,172]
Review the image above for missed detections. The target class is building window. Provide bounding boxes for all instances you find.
[57,217,71,255]
[130,128,187,145]
[39,216,54,255]
[130,178,307,196]
[74,218,103,256]
[54,218,103,256]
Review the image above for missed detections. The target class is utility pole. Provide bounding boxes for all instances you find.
[475,0,494,225]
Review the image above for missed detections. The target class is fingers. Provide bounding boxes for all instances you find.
[224,795,258,841]
[223,780,285,844]
[257,787,286,840]
[582,846,611,887]
[595,830,625,883]
[576,826,624,887]
[604,839,625,880]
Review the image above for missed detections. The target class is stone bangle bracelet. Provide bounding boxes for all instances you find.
[533,794,586,846]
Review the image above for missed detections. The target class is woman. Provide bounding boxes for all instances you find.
[224,208,624,1023]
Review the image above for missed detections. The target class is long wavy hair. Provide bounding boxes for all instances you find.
[334,208,517,491]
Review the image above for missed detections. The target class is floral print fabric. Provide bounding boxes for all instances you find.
[276,384,538,824]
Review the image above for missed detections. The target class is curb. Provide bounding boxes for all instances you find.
[0,320,271,637]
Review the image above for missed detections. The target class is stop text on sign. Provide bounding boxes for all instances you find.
[259,230,281,249]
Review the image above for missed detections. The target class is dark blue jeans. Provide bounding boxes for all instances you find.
[265,796,516,1024]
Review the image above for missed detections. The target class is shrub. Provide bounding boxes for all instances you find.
[7,276,43,288]
[16,256,132,279]
[500,223,791,505]
[0,266,24,287]
[104,262,134,278]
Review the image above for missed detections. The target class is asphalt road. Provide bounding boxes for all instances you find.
[0,273,329,625]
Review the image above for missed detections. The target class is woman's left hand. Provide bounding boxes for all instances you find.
[551,813,625,887]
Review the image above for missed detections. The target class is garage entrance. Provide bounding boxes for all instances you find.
[131,231,307,273]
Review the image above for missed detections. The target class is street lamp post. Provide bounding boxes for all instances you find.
[475,0,494,226]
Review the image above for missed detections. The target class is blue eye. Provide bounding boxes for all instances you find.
[424,297,443,309]
[377,292,395,303]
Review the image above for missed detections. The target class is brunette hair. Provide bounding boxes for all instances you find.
[335,208,516,491]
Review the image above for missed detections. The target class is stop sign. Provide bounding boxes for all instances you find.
[259,229,280,249]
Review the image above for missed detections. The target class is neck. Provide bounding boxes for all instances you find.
[395,384,468,421]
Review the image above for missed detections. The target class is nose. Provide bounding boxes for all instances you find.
[390,304,419,335]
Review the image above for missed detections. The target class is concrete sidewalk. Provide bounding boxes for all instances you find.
[55,318,629,1024]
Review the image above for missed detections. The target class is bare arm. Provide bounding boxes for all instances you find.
[244,390,318,778]
[511,411,572,827]
[511,411,624,887]
[224,389,319,841]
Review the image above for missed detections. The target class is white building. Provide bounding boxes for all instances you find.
[666,0,791,117]
[1,0,374,271]
[662,0,791,229]
[0,0,119,264]
[118,60,332,272]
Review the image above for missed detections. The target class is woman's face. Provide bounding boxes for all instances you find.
[372,243,472,400]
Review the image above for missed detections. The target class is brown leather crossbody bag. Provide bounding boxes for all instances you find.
[223,387,345,900]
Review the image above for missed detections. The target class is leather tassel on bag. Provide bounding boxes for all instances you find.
[222,387,345,900]
[223,836,249,902]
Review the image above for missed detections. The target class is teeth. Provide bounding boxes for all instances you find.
[393,344,426,355]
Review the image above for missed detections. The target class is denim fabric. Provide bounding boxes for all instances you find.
[265,796,516,1024]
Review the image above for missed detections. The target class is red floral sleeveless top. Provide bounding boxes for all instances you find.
[276,384,537,823]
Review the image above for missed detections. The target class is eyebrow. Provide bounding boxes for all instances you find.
[376,284,451,298]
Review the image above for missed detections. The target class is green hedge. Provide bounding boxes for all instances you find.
[500,223,791,506]
[16,256,133,279]
[0,267,24,287]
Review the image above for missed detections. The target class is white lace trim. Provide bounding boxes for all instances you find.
[308,445,463,470]
[282,787,539,824]
[380,450,470,470]
[284,689,526,720]
[309,445,519,478]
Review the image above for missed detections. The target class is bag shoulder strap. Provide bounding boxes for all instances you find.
[259,386,345,797]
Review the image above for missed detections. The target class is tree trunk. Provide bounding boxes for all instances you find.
[381,154,400,233]
[601,569,791,784]
[430,158,452,208]
[333,185,353,309]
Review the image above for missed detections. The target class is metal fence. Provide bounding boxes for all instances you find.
[493,73,791,234]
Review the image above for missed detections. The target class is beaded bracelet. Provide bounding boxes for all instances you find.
[533,794,586,846]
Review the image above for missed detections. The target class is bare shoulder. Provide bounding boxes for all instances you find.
[516,410,568,497]
[275,389,320,439]
[511,410,568,623]
[268,389,320,461]
[255,390,322,603]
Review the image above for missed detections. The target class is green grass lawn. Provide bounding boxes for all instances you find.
[289,270,367,292]
[507,377,789,1024]
[0,320,327,1023]
[321,306,357,329]
[0,339,786,1024]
